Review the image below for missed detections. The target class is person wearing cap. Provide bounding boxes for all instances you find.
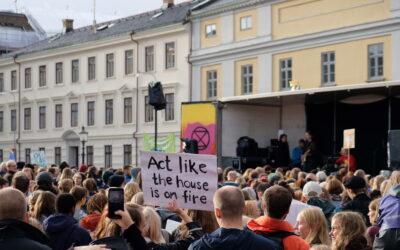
[302,181,335,222]
[342,176,371,225]
[35,171,58,195]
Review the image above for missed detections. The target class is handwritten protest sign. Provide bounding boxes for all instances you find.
[31,151,47,167]
[343,129,355,149]
[140,151,217,211]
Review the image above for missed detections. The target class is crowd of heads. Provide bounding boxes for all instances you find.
[0,158,400,250]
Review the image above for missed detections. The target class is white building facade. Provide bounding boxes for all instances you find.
[0,1,193,168]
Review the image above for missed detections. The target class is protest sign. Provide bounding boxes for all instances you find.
[140,151,217,211]
[343,129,355,149]
[31,151,47,167]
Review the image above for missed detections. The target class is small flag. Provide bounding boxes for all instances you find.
[9,146,15,160]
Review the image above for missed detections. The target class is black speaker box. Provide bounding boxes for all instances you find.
[148,81,166,110]
[388,130,400,170]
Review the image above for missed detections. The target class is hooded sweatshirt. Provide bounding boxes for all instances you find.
[43,213,92,250]
[247,216,310,250]
[189,227,275,250]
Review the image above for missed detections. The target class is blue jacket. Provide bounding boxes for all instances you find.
[189,227,276,250]
[378,184,400,231]
[43,213,92,250]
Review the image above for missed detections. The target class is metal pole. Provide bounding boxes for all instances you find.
[333,93,337,155]
[388,87,392,131]
[81,141,84,165]
[154,109,158,151]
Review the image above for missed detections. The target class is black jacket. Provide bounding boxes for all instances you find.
[0,219,51,250]
[343,193,371,226]
[189,227,276,250]
[123,221,203,250]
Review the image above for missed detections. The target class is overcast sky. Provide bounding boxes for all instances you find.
[0,0,188,35]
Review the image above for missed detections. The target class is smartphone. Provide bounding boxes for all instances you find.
[108,187,124,219]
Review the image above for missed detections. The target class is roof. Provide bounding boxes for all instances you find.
[0,11,33,31]
[1,1,199,59]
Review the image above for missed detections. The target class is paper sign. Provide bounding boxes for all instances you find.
[31,151,47,167]
[343,129,355,149]
[140,151,218,211]
[165,219,181,234]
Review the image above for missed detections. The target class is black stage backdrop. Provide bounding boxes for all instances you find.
[306,99,390,175]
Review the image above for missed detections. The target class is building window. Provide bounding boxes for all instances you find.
[0,111,3,132]
[321,52,335,85]
[72,59,79,83]
[24,108,31,130]
[207,70,217,99]
[105,99,113,125]
[71,103,78,127]
[105,145,112,168]
[123,144,132,165]
[124,97,132,124]
[39,106,46,129]
[87,146,93,166]
[145,46,154,72]
[0,150,3,163]
[55,104,63,128]
[54,147,61,165]
[88,57,96,81]
[25,148,30,164]
[11,70,17,90]
[56,62,63,84]
[0,73,3,92]
[25,68,31,88]
[39,147,45,152]
[145,96,154,122]
[241,64,253,94]
[87,101,95,126]
[240,16,252,30]
[165,93,174,121]
[368,43,384,79]
[39,65,46,87]
[11,109,17,131]
[125,50,133,75]
[205,24,216,38]
[165,42,175,69]
[280,58,292,90]
[106,53,114,78]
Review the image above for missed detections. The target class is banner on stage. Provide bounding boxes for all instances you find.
[140,151,218,211]
[31,151,47,167]
[343,129,355,149]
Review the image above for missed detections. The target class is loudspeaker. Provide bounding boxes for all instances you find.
[148,81,166,110]
[388,130,400,170]
[181,138,199,154]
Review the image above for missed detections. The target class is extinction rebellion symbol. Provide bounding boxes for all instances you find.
[191,126,210,151]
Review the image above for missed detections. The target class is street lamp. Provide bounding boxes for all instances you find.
[79,126,88,165]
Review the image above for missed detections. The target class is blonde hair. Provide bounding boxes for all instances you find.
[290,168,301,180]
[369,198,380,224]
[242,168,254,180]
[131,191,144,205]
[124,182,141,202]
[60,168,74,182]
[332,212,366,250]
[372,175,385,191]
[299,208,331,246]
[310,245,331,250]
[243,200,259,218]
[382,171,400,196]
[143,207,165,244]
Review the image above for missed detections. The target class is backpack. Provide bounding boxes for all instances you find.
[254,230,296,250]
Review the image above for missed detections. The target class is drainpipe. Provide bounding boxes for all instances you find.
[130,31,139,167]
[187,16,193,102]
[13,55,21,161]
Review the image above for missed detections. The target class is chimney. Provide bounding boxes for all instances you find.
[162,0,174,9]
[63,19,74,33]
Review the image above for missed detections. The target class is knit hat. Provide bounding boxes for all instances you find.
[35,172,53,184]
[79,164,88,173]
[108,175,125,187]
[130,168,141,182]
[303,181,323,199]
[316,171,327,183]
[102,170,114,185]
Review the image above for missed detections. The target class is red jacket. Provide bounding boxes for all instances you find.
[80,214,101,232]
[247,216,310,250]
[336,155,357,172]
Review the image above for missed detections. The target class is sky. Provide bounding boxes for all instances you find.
[0,0,188,35]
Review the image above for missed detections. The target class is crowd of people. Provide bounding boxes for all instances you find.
[0,159,399,250]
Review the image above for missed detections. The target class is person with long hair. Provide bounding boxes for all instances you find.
[58,179,74,194]
[59,168,74,182]
[276,134,291,168]
[80,193,107,232]
[173,209,218,241]
[142,207,166,244]
[366,198,380,247]
[330,211,370,250]
[31,191,56,224]
[124,182,141,202]
[83,178,98,197]
[243,200,261,224]
[294,207,331,246]
[382,171,400,196]
[73,172,85,187]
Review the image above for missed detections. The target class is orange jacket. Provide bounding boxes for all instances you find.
[80,214,101,232]
[247,216,310,250]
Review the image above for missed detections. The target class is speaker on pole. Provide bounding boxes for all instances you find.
[148,81,166,111]
[388,130,400,170]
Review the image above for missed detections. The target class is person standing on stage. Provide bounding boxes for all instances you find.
[335,148,357,173]
[276,134,291,169]
[292,139,306,168]
[302,131,321,172]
